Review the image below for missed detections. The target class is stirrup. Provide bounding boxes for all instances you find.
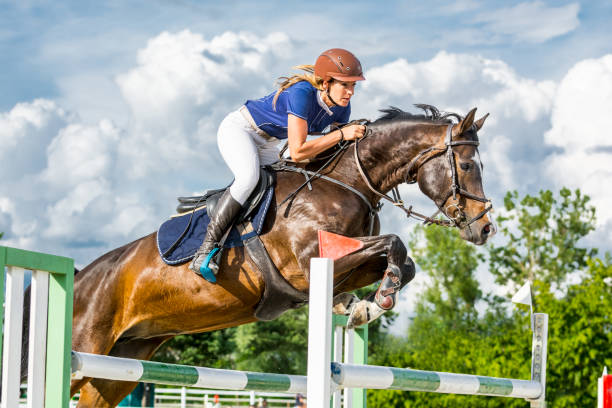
[199,247,220,283]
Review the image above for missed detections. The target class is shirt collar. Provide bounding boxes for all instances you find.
[317,90,334,116]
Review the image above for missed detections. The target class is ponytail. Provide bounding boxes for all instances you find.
[272,65,325,110]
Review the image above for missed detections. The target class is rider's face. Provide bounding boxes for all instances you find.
[324,80,356,107]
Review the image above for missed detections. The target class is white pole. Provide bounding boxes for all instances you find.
[27,270,50,408]
[250,390,255,405]
[307,258,334,408]
[343,328,355,408]
[180,386,187,408]
[333,325,344,408]
[1,266,25,408]
[530,313,548,408]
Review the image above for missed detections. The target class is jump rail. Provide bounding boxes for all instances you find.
[71,351,307,394]
[306,258,549,408]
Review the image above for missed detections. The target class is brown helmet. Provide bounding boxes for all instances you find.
[314,48,365,82]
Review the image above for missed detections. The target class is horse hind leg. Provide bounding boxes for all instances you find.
[76,336,171,408]
[332,292,360,315]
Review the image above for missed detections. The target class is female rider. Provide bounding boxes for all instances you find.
[191,48,366,281]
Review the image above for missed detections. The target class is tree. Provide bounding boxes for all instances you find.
[234,307,309,374]
[407,223,484,323]
[154,327,237,369]
[537,256,612,407]
[488,188,597,287]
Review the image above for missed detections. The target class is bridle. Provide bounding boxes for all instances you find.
[354,122,493,229]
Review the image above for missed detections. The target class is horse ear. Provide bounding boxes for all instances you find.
[457,108,477,135]
[474,113,489,131]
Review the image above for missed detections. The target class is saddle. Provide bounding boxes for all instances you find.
[165,167,308,320]
[176,167,275,223]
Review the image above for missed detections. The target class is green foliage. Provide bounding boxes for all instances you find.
[537,257,612,407]
[154,327,237,369]
[408,223,484,322]
[234,307,309,374]
[489,188,597,286]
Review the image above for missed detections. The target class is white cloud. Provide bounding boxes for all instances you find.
[43,120,120,187]
[116,30,291,131]
[544,56,612,234]
[544,55,612,150]
[0,99,73,179]
[475,2,580,43]
[357,51,555,120]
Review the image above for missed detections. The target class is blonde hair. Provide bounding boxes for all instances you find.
[272,65,325,109]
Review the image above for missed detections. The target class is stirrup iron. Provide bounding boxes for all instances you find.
[199,247,220,283]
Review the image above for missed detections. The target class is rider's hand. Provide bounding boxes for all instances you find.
[341,124,366,141]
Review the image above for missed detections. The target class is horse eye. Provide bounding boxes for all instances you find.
[460,162,472,171]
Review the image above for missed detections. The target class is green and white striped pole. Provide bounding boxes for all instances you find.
[71,351,307,393]
[331,362,543,399]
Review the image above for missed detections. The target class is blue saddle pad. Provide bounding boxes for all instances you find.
[156,187,274,265]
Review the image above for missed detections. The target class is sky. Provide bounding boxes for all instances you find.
[1,1,611,333]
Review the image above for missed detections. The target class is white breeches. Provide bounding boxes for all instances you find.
[217,109,281,205]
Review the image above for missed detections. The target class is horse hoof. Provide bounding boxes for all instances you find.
[346,300,386,329]
[332,293,360,316]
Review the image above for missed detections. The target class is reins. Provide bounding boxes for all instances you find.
[354,122,492,228]
[276,118,493,233]
[353,127,454,227]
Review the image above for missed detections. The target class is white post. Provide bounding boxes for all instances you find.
[249,390,255,405]
[27,270,50,408]
[1,266,25,408]
[333,325,344,408]
[307,258,334,408]
[343,328,355,408]
[180,386,187,408]
[529,313,548,408]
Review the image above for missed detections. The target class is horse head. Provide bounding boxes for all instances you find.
[414,107,496,245]
[358,105,496,246]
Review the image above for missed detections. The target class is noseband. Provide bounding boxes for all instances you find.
[355,123,493,229]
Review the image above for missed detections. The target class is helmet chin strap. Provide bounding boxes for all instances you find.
[325,84,339,107]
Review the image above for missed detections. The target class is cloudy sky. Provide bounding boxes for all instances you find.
[1,1,611,330]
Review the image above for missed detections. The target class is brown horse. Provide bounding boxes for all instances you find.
[66,105,494,406]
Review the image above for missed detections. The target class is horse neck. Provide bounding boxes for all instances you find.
[355,121,441,193]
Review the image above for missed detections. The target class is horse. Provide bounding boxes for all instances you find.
[58,105,494,406]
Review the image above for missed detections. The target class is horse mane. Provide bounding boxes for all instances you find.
[372,104,462,125]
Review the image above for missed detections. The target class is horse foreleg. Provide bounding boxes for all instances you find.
[76,336,171,408]
[325,235,415,328]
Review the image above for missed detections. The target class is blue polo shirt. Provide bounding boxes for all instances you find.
[244,81,351,140]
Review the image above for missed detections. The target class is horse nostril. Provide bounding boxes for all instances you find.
[482,223,491,235]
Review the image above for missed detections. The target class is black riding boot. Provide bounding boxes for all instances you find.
[189,190,242,282]
[374,259,416,310]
